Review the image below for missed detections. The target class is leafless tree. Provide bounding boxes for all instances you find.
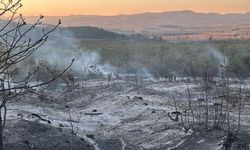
[107,73,112,87]
[0,0,74,149]
[66,107,81,150]
[203,64,209,129]
[237,77,244,133]
[186,82,195,125]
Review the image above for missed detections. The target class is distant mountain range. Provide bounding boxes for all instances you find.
[23,11,250,35]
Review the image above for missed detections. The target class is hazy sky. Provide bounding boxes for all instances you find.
[21,0,250,16]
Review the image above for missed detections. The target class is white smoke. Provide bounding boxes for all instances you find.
[137,68,153,78]
[32,27,112,76]
[206,45,229,77]
[0,20,155,79]
[207,45,228,66]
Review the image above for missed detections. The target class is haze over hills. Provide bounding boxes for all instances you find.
[23,10,250,36]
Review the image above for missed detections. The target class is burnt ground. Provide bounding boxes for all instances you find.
[3,78,250,150]
[3,120,95,150]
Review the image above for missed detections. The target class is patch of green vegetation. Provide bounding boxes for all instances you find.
[77,38,250,77]
[65,26,127,40]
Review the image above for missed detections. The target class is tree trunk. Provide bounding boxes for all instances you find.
[0,129,3,150]
[237,83,242,133]
[0,110,4,150]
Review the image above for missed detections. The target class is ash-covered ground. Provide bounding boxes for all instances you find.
[5,77,250,150]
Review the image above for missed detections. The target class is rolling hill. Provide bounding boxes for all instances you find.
[24,11,250,35]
